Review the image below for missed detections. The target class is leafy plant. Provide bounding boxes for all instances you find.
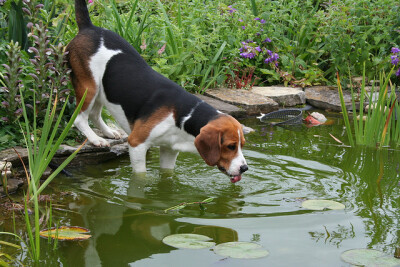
[0,3,77,150]
[18,88,86,263]
[337,65,399,148]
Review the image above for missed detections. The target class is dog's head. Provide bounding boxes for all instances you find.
[194,115,248,183]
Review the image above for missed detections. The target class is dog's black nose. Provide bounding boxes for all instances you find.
[240,164,248,174]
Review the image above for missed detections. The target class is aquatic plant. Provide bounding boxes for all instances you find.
[337,63,400,148]
[18,87,86,262]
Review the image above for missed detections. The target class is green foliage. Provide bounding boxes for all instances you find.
[337,67,400,148]
[19,88,86,263]
[1,0,399,150]
[0,1,81,150]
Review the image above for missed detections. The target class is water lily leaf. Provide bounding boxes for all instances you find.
[39,226,91,241]
[341,248,400,266]
[162,234,215,249]
[301,199,345,211]
[214,242,269,259]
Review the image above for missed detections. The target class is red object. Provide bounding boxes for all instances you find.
[304,115,322,125]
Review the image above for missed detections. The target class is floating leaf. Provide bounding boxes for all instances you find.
[162,234,215,249]
[39,226,91,241]
[341,248,400,266]
[214,242,269,259]
[301,199,345,211]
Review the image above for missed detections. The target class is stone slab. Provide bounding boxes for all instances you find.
[0,178,23,197]
[305,86,360,112]
[205,88,279,115]
[195,94,246,118]
[251,86,305,107]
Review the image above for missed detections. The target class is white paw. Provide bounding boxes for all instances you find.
[90,136,110,147]
[103,128,122,140]
[111,129,122,139]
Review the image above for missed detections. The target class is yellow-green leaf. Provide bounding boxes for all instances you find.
[39,226,91,241]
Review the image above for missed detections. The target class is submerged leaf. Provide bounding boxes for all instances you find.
[341,248,400,266]
[39,226,91,241]
[214,242,269,259]
[301,199,345,211]
[162,234,215,249]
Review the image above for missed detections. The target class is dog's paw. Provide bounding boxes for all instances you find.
[110,129,123,139]
[90,137,110,147]
[103,128,123,140]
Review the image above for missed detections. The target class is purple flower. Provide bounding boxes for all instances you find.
[238,19,243,22]
[263,37,272,43]
[396,68,400,77]
[228,5,237,14]
[391,55,399,66]
[239,42,260,59]
[1,101,9,108]
[260,19,266,24]
[254,17,260,21]
[391,47,400,54]
[1,117,9,122]
[264,52,279,65]
[242,26,246,30]
[240,52,255,59]
[14,109,23,116]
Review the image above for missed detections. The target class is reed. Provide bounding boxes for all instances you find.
[337,67,399,148]
[17,89,86,262]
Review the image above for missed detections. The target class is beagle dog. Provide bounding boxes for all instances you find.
[66,0,248,182]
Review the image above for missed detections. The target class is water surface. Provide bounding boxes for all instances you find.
[3,112,400,266]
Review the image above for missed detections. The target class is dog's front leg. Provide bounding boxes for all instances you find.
[129,144,148,173]
[160,146,179,170]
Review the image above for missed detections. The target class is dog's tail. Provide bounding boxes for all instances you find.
[75,0,93,30]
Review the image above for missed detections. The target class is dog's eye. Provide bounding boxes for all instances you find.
[227,144,236,151]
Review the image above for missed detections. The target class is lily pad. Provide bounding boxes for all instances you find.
[162,234,215,249]
[39,226,91,241]
[214,242,269,259]
[301,199,345,211]
[341,248,400,266]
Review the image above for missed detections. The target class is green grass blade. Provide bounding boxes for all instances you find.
[337,72,354,146]
[35,140,87,196]
[199,41,227,91]
[39,91,87,175]
[110,0,123,36]
[250,0,258,16]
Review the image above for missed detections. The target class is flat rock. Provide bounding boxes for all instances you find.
[251,86,305,107]
[54,138,129,166]
[0,178,23,197]
[0,147,29,167]
[205,88,279,115]
[305,86,358,111]
[195,94,246,117]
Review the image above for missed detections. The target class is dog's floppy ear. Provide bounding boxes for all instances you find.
[195,125,221,166]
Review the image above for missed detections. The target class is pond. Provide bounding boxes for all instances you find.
[2,111,400,266]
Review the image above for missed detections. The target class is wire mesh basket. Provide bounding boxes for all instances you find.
[258,109,303,125]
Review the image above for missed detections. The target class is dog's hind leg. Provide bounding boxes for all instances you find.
[159,146,179,170]
[72,77,111,147]
[89,97,122,140]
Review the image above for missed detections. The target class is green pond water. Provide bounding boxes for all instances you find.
[2,112,400,266]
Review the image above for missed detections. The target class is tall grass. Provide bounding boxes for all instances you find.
[18,89,87,262]
[337,67,399,148]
